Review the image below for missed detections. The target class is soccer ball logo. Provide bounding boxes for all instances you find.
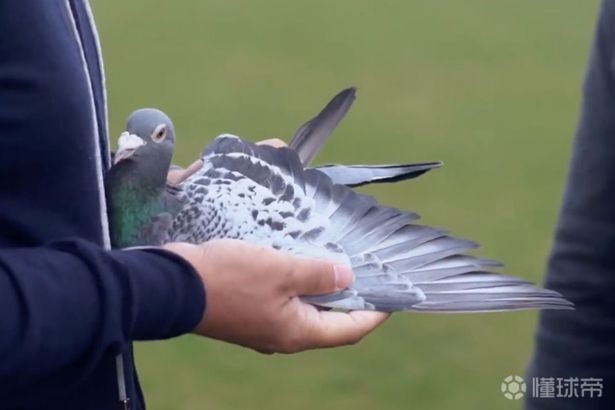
[501,375,526,400]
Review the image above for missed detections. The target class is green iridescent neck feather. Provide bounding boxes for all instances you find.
[107,181,166,248]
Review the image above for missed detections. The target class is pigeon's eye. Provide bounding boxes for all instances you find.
[151,124,167,143]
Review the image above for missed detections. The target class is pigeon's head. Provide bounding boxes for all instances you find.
[114,108,176,165]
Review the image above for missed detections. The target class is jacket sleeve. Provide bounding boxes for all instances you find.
[0,238,205,392]
[526,1,615,408]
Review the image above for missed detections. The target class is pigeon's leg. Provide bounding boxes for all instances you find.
[142,213,174,246]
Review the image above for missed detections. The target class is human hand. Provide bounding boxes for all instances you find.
[163,240,389,353]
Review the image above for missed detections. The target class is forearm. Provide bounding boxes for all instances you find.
[0,239,204,393]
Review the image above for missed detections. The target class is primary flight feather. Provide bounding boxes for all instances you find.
[105,88,572,313]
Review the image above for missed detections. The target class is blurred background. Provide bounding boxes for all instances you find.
[92,1,598,408]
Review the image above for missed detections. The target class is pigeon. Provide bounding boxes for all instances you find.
[105,88,572,312]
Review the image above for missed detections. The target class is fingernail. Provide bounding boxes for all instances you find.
[334,265,354,290]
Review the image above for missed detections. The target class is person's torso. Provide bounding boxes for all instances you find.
[0,1,141,408]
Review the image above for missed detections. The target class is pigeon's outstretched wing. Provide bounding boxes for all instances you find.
[315,162,443,188]
[289,87,356,166]
[289,87,441,187]
[173,134,572,312]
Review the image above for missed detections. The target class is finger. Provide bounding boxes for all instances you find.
[254,348,275,355]
[306,310,390,349]
[167,159,203,185]
[167,168,185,185]
[286,257,353,296]
[257,138,287,148]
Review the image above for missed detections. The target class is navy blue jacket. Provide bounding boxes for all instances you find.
[526,0,615,408]
[0,1,205,409]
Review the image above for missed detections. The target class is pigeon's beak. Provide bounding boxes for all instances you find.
[114,132,146,164]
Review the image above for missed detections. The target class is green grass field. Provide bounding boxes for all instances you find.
[92,1,598,408]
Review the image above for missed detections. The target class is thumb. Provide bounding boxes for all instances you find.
[286,256,354,296]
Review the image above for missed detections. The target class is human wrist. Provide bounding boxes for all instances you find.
[111,246,206,340]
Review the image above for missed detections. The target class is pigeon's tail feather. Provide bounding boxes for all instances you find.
[316,162,443,187]
[289,87,356,166]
